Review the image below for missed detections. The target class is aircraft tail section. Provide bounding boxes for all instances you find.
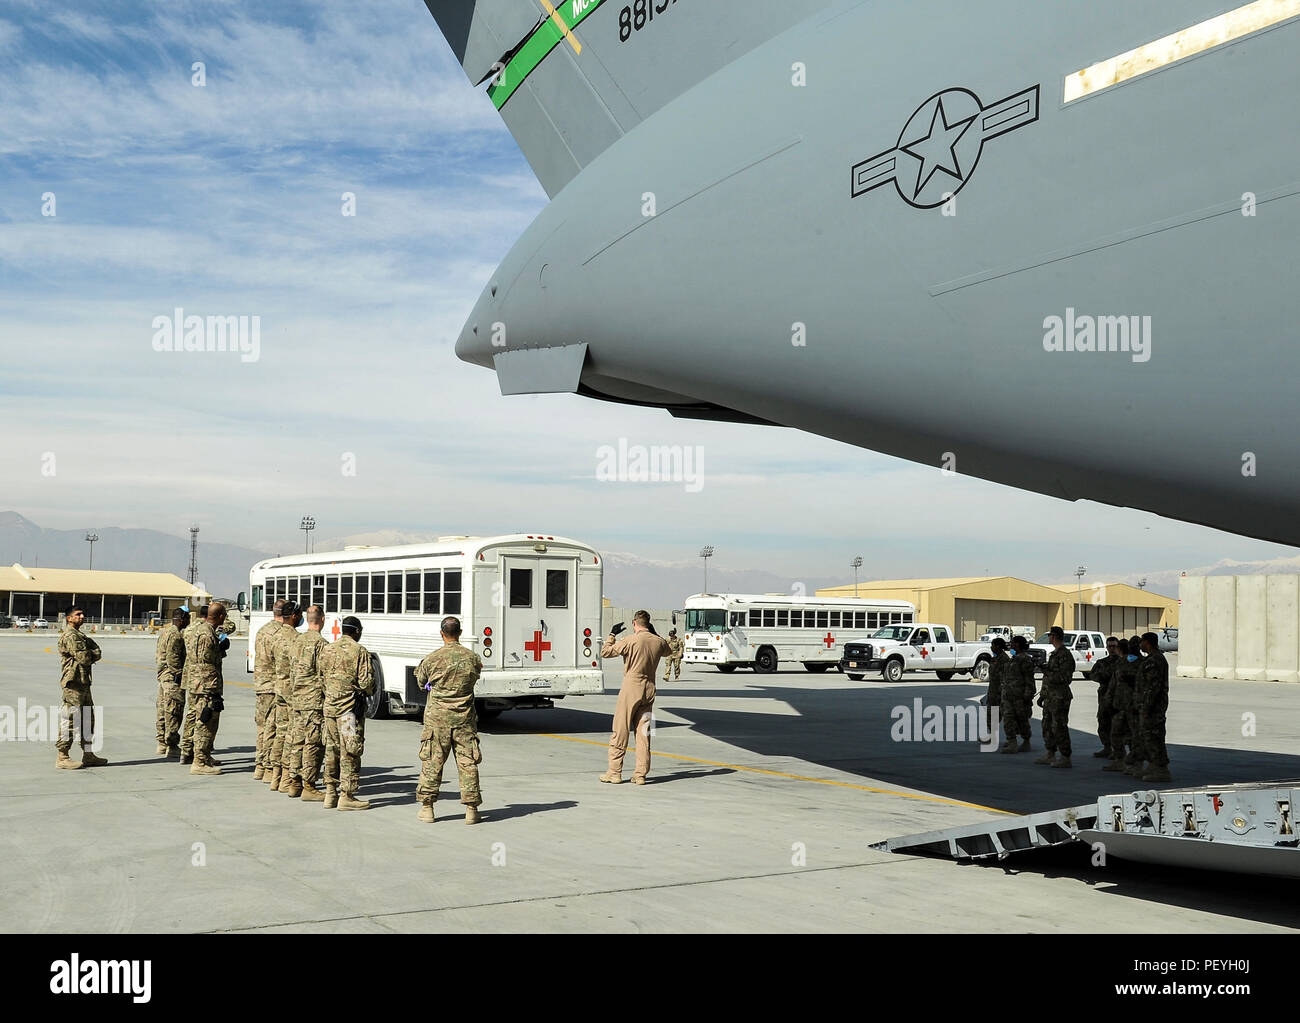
[424,0,833,196]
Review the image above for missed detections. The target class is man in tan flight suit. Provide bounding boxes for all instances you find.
[600,611,671,785]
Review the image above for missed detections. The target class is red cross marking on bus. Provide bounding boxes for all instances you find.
[331,619,341,640]
[525,630,551,662]
[823,633,835,648]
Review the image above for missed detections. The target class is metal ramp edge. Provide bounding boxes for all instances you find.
[871,804,1097,862]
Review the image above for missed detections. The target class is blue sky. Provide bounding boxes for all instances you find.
[1,0,1297,595]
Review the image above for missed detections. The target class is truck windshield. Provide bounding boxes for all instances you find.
[1036,632,1076,644]
[686,609,727,632]
[872,626,913,641]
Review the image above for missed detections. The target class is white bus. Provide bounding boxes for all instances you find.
[247,535,604,719]
[681,593,916,673]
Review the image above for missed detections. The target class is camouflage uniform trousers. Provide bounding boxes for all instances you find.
[1109,685,1134,761]
[1096,681,1114,750]
[254,693,277,770]
[1015,684,1033,740]
[324,712,365,796]
[416,714,482,807]
[1040,695,1072,757]
[663,657,682,682]
[56,684,96,754]
[155,682,186,748]
[190,693,221,765]
[180,700,197,758]
[1137,692,1169,767]
[286,705,324,786]
[985,676,1001,741]
[268,697,292,771]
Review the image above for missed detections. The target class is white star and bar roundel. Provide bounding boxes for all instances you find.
[851,85,1040,209]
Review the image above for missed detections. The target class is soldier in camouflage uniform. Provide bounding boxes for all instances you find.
[319,615,374,810]
[178,603,206,764]
[1089,637,1121,758]
[1121,634,1146,774]
[154,608,189,758]
[663,629,684,683]
[283,605,328,800]
[266,601,303,791]
[252,599,287,780]
[1136,632,1172,782]
[1033,626,1075,767]
[985,638,1014,752]
[187,602,228,776]
[1103,638,1138,772]
[415,616,484,824]
[1007,635,1035,751]
[56,606,108,769]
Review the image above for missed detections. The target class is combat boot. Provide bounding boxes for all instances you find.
[324,785,338,809]
[190,761,221,776]
[81,750,108,768]
[283,777,303,798]
[1092,747,1112,758]
[253,765,264,780]
[266,768,281,790]
[1102,758,1127,772]
[156,742,169,755]
[166,745,181,760]
[464,805,480,825]
[418,798,435,823]
[998,742,1018,754]
[1017,739,1032,752]
[1124,761,1146,777]
[598,771,622,784]
[337,792,370,811]
[299,781,325,802]
[1033,752,1056,765]
[1052,756,1072,769]
[631,775,647,785]
[56,751,83,770]
[179,753,193,765]
[1143,765,1172,783]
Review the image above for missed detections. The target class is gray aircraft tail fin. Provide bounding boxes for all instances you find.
[424,0,831,197]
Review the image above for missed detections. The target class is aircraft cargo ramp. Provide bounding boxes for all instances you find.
[875,782,1300,879]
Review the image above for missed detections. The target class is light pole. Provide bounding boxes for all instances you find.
[84,532,99,571]
[851,556,863,598]
[1074,565,1087,630]
[699,546,714,594]
[1137,577,1147,590]
[300,516,315,554]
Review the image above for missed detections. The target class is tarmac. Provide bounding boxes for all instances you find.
[3,632,1299,933]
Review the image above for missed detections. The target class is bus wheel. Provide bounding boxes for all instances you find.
[847,673,865,682]
[936,670,955,682]
[716,665,738,673]
[365,680,389,720]
[803,662,833,673]
[754,648,778,673]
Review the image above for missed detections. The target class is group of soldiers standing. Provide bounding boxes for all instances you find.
[985,626,1172,782]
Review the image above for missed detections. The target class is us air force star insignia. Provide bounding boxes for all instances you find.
[852,85,1040,209]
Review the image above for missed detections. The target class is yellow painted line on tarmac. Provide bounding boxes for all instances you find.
[539,732,1016,814]
[42,646,254,688]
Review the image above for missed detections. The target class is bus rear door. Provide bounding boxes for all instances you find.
[501,556,577,670]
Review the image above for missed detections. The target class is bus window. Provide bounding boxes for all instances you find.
[288,577,299,603]
[406,571,421,613]
[817,611,829,629]
[546,569,568,608]
[371,573,386,613]
[313,575,325,608]
[424,571,441,615]
[762,609,775,627]
[355,574,369,614]
[748,610,760,627]
[340,574,353,612]
[789,610,801,627]
[252,585,263,612]
[776,610,788,626]
[387,573,402,614]
[510,569,533,608]
[444,571,462,614]
[730,612,744,627]
[854,612,866,628]
[326,575,339,613]
[830,611,841,628]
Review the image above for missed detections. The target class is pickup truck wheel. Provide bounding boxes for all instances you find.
[847,673,865,682]
[803,662,833,673]
[936,670,955,682]
[716,665,738,673]
[971,658,991,682]
[883,658,904,683]
[754,647,778,673]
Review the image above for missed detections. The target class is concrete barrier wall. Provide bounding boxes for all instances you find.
[1179,574,1300,683]
[1266,575,1299,684]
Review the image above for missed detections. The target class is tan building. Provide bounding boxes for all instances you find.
[0,563,209,624]
[816,576,1177,641]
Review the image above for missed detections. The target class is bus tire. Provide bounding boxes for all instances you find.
[803,662,833,673]
[754,647,778,673]
[365,656,389,720]
[475,699,503,721]
[847,673,865,682]
[971,657,991,682]
[716,664,738,673]
[883,658,904,683]
[936,670,955,682]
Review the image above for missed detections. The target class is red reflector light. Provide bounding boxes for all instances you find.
[583,628,591,637]
[483,638,492,647]
[483,626,492,636]
[592,661,598,667]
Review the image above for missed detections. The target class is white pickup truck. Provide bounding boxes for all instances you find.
[979,624,1036,643]
[839,624,994,683]
[1028,630,1108,677]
